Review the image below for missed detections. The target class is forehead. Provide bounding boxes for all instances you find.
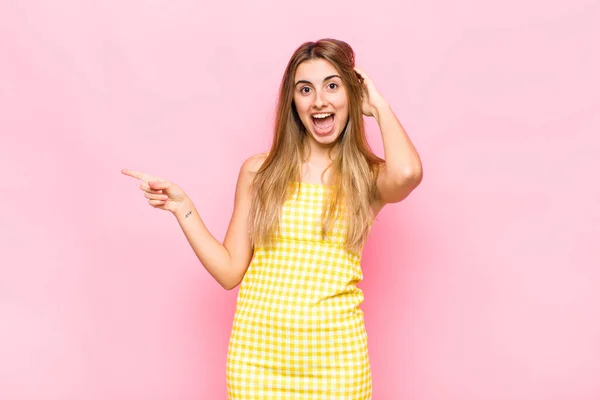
[294,58,340,81]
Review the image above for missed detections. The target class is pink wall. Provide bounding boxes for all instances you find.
[1,0,599,398]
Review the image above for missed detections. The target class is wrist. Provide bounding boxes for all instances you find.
[372,101,391,122]
[173,195,194,219]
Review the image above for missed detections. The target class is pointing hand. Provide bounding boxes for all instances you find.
[121,169,187,215]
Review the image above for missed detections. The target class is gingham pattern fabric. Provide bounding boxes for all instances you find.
[226,181,372,399]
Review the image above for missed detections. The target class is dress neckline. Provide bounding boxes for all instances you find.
[293,181,336,188]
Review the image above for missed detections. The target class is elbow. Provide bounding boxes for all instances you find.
[395,166,423,188]
[221,280,236,291]
[223,283,239,291]
[221,276,242,291]
[410,168,423,186]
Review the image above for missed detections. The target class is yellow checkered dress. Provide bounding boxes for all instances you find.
[226,181,372,399]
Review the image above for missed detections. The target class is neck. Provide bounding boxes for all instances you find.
[301,139,341,183]
[303,138,340,165]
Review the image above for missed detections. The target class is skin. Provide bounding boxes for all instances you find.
[121,59,422,290]
[292,58,349,184]
[294,59,349,149]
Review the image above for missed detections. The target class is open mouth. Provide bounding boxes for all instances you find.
[311,113,335,135]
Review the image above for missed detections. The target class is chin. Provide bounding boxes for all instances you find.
[310,131,341,146]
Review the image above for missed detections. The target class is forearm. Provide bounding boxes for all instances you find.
[173,196,235,289]
[373,103,422,178]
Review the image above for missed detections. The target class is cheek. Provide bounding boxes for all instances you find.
[293,96,308,115]
[337,108,350,129]
[332,93,349,111]
[334,100,349,119]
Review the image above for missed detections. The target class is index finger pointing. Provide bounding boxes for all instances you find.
[121,169,158,182]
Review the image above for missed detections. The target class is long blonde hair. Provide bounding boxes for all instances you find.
[249,38,383,252]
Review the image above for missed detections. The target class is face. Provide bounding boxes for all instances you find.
[293,58,349,147]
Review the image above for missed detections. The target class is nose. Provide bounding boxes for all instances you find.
[313,90,328,108]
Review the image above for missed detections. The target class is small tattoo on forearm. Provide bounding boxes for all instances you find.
[185,210,192,218]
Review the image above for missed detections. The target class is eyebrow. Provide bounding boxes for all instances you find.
[294,74,341,86]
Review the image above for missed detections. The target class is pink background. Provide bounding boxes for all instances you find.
[1,0,599,398]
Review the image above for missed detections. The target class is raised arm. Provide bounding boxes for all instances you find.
[354,67,423,214]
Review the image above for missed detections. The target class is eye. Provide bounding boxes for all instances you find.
[327,82,339,90]
[300,86,312,94]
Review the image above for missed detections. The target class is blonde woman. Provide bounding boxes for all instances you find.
[122,38,422,399]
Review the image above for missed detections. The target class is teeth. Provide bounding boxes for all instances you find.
[312,113,333,119]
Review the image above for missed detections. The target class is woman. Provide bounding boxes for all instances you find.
[122,38,422,399]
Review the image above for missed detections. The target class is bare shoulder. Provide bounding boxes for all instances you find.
[241,152,268,177]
